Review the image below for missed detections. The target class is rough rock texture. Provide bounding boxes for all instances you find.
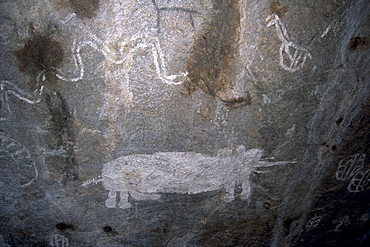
[0,0,369,246]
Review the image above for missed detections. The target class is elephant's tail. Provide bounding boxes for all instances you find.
[82,176,103,188]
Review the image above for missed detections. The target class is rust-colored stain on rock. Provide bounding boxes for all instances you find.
[270,0,289,18]
[186,0,248,104]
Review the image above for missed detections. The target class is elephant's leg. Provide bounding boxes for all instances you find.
[118,191,131,209]
[223,184,235,202]
[241,181,251,200]
[105,190,117,208]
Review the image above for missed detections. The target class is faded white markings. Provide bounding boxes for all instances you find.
[336,154,366,180]
[286,124,296,138]
[331,215,350,232]
[348,169,370,193]
[335,153,369,193]
[262,94,271,104]
[357,212,370,226]
[50,234,69,247]
[305,216,323,231]
[0,133,38,187]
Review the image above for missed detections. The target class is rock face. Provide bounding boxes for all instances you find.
[0,0,369,246]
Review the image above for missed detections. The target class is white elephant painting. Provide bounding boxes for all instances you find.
[82,145,296,209]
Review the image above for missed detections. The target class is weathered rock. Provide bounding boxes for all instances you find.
[0,0,369,246]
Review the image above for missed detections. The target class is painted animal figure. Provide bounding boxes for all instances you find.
[266,13,312,72]
[83,146,296,209]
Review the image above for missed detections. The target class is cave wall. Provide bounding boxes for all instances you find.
[0,0,369,246]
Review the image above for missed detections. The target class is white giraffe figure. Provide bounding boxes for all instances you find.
[0,80,43,121]
[266,13,312,72]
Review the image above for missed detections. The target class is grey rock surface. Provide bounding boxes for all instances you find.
[0,0,369,246]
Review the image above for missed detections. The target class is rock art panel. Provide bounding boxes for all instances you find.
[83,145,296,209]
[0,0,369,245]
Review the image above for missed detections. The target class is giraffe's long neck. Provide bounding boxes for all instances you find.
[273,17,290,43]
